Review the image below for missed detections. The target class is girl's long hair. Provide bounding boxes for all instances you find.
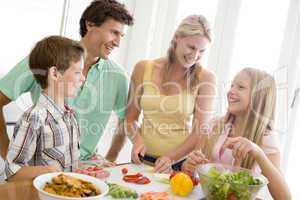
[203,68,277,169]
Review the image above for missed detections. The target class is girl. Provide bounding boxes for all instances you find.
[183,68,291,200]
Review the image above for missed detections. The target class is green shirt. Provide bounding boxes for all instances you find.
[0,57,129,160]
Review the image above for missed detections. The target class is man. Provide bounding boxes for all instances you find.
[0,0,133,162]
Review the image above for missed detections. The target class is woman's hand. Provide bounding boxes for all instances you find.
[8,164,60,182]
[131,134,147,164]
[182,150,208,172]
[223,137,265,163]
[154,156,172,173]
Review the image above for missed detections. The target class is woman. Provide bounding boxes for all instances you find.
[125,15,216,173]
[183,68,291,200]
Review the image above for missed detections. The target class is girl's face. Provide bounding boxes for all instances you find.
[227,71,252,115]
[174,35,209,69]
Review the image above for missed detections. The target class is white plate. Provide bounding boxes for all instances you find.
[33,172,109,200]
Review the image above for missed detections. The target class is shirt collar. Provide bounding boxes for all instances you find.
[94,58,105,70]
[37,93,73,122]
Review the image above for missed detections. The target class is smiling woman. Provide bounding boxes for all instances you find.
[125,14,216,173]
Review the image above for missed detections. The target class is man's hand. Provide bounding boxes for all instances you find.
[105,121,126,162]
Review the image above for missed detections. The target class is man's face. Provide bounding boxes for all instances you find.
[84,18,125,59]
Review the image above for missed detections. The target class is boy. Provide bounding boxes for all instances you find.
[0,0,134,163]
[5,36,85,181]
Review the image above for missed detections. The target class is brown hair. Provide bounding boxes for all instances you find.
[29,35,85,89]
[79,0,134,37]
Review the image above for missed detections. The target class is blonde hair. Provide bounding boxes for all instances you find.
[164,15,212,92]
[203,68,276,169]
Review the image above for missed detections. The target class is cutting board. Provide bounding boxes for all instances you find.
[102,164,205,200]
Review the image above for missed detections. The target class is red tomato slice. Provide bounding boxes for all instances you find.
[86,166,95,171]
[122,168,128,174]
[135,177,151,184]
[94,166,103,171]
[123,173,143,179]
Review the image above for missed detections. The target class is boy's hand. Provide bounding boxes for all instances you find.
[8,164,60,182]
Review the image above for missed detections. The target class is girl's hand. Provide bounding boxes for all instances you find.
[222,137,265,163]
[131,134,147,164]
[154,156,172,173]
[182,150,208,172]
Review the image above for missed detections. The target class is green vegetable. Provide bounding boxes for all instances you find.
[107,183,138,199]
[204,167,263,200]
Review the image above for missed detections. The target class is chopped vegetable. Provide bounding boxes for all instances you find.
[204,167,263,200]
[139,191,170,200]
[170,172,194,197]
[122,167,128,174]
[169,171,199,186]
[153,173,170,184]
[108,183,138,199]
[123,173,151,185]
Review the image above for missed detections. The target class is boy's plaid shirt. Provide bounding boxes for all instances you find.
[5,94,80,178]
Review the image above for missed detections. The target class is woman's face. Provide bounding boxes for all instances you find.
[227,71,252,115]
[174,35,209,68]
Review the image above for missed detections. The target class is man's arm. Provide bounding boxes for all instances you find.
[0,91,11,158]
[105,120,126,162]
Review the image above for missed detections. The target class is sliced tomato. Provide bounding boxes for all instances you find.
[86,166,95,171]
[135,177,151,184]
[121,167,128,174]
[94,166,103,171]
[87,171,96,177]
[123,176,139,182]
[227,193,237,200]
[95,171,110,179]
[123,173,143,179]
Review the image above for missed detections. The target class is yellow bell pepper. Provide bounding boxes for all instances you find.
[170,172,194,196]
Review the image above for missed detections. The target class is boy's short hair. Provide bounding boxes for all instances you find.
[79,0,134,37]
[29,35,85,89]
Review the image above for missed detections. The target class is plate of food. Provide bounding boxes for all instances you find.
[33,172,109,200]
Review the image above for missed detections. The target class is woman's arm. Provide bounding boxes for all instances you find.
[165,69,216,161]
[125,60,147,164]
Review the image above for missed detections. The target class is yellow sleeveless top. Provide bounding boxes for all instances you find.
[140,62,197,157]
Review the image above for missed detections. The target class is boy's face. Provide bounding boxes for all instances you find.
[60,58,85,98]
[84,18,125,59]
